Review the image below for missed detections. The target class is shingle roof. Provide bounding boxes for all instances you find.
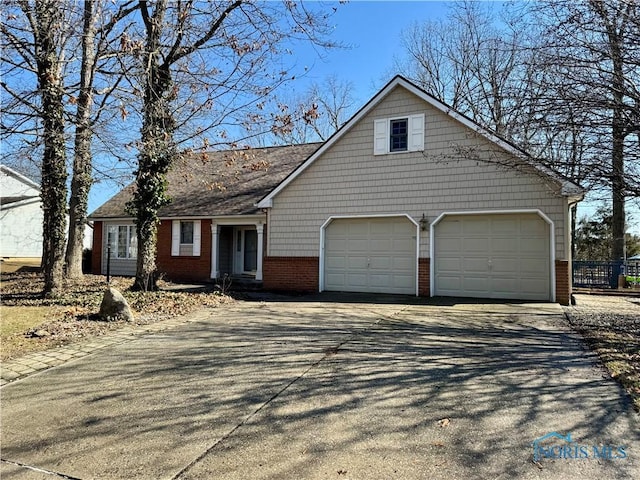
[89,143,321,219]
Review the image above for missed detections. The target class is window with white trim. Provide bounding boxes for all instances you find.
[374,113,425,155]
[171,220,201,256]
[106,225,137,259]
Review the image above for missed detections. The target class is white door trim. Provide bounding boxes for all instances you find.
[429,209,556,302]
[319,213,420,296]
[234,226,258,275]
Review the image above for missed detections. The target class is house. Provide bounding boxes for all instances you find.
[90,76,583,304]
[0,165,43,259]
[89,144,321,281]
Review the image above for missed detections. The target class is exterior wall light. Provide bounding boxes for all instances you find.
[419,213,429,231]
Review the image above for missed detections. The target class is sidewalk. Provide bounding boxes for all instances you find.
[1,309,207,386]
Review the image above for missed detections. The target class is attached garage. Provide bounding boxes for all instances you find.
[433,212,552,301]
[323,216,417,295]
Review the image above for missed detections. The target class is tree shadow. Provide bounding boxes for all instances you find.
[1,300,638,480]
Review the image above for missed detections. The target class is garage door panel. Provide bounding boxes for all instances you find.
[370,256,392,269]
[463,218,491,234]
[491,258,518,273]
[325,273,345,287]
[464,257,490,273]
[370,238,393,251]
[521,218,548,235]
[435,214,550,301]
[324,217,416,295]
[492,238,519,253]
[492,277,520,293]
[393,256,414,270]
[436,238,462,253]
[436,275,461,291]
[520,258,548,274]
[347,256,367,269]
[521,238,548,254]
[393,238,415,251]
[463,277,491,294]
[325,256,346,269]
[521,278,549,295]
[463,237,490,252]
[492,219,519,234]
[437,257,461,272]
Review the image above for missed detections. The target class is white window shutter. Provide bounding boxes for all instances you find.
[192,220,201,256]
[171,220,180,256]
[409,114,425,151]
[373,119,388,155]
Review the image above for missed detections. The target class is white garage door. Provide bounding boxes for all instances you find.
[434,214,551,301]
[324,217,416,294]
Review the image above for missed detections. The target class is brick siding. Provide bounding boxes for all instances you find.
[263,256,319,293]
[156,219,212,282]
[555,260,571,306]
[418,258,430,297]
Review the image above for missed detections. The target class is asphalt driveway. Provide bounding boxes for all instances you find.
[1,296,638,479]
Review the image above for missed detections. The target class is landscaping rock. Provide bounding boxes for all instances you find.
[99,287,134,322]
[27,329,50,338]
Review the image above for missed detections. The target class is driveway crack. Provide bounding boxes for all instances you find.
[171,309,397,480]
[1,458,83,479]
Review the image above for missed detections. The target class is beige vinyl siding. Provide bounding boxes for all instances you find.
[268,86,567,260]
[101,221,137,276]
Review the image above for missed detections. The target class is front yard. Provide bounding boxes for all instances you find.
[0,270,229,361]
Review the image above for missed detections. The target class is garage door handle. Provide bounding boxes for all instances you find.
[367,257,370,268]
[488,258,493,270]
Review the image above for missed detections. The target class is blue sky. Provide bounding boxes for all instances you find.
[87,0,639,235]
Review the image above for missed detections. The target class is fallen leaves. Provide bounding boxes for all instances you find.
[1,272,230,361]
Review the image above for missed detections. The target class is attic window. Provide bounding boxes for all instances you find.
[374,114,425,155]
[390,118,408,152]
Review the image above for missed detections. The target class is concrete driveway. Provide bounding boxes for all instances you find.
[1,296,638,479]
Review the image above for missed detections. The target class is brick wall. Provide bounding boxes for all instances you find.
[555,260,571,306]
[418,258,430,296]
[263,256,319,293]
[91,221,103,275]
[156,219,212,282]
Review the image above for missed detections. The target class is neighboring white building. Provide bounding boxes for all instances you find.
[0,165,43,258]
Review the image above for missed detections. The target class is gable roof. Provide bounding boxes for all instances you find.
[0,164,41,193]
[257,75,584,208]
[89,143,320,219]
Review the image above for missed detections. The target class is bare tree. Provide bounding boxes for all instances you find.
[126,0,340,290]
[532,0,639,260]
[1,0,71,295]
[64,0,137,278]
[258,75,356,145]
[1,0,137,286]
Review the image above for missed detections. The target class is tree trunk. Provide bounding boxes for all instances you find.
[65,0,96,278]
[130,1,175,291]
[36,0,68,296]
[608,13,626,261]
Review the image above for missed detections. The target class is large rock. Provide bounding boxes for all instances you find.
[99,287,134,322]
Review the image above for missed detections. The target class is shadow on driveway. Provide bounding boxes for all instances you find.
[1,300,638,479]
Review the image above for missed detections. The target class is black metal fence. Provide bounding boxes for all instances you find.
[573,260,640,288]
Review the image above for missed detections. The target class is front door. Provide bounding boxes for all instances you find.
[234,227,258,274]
